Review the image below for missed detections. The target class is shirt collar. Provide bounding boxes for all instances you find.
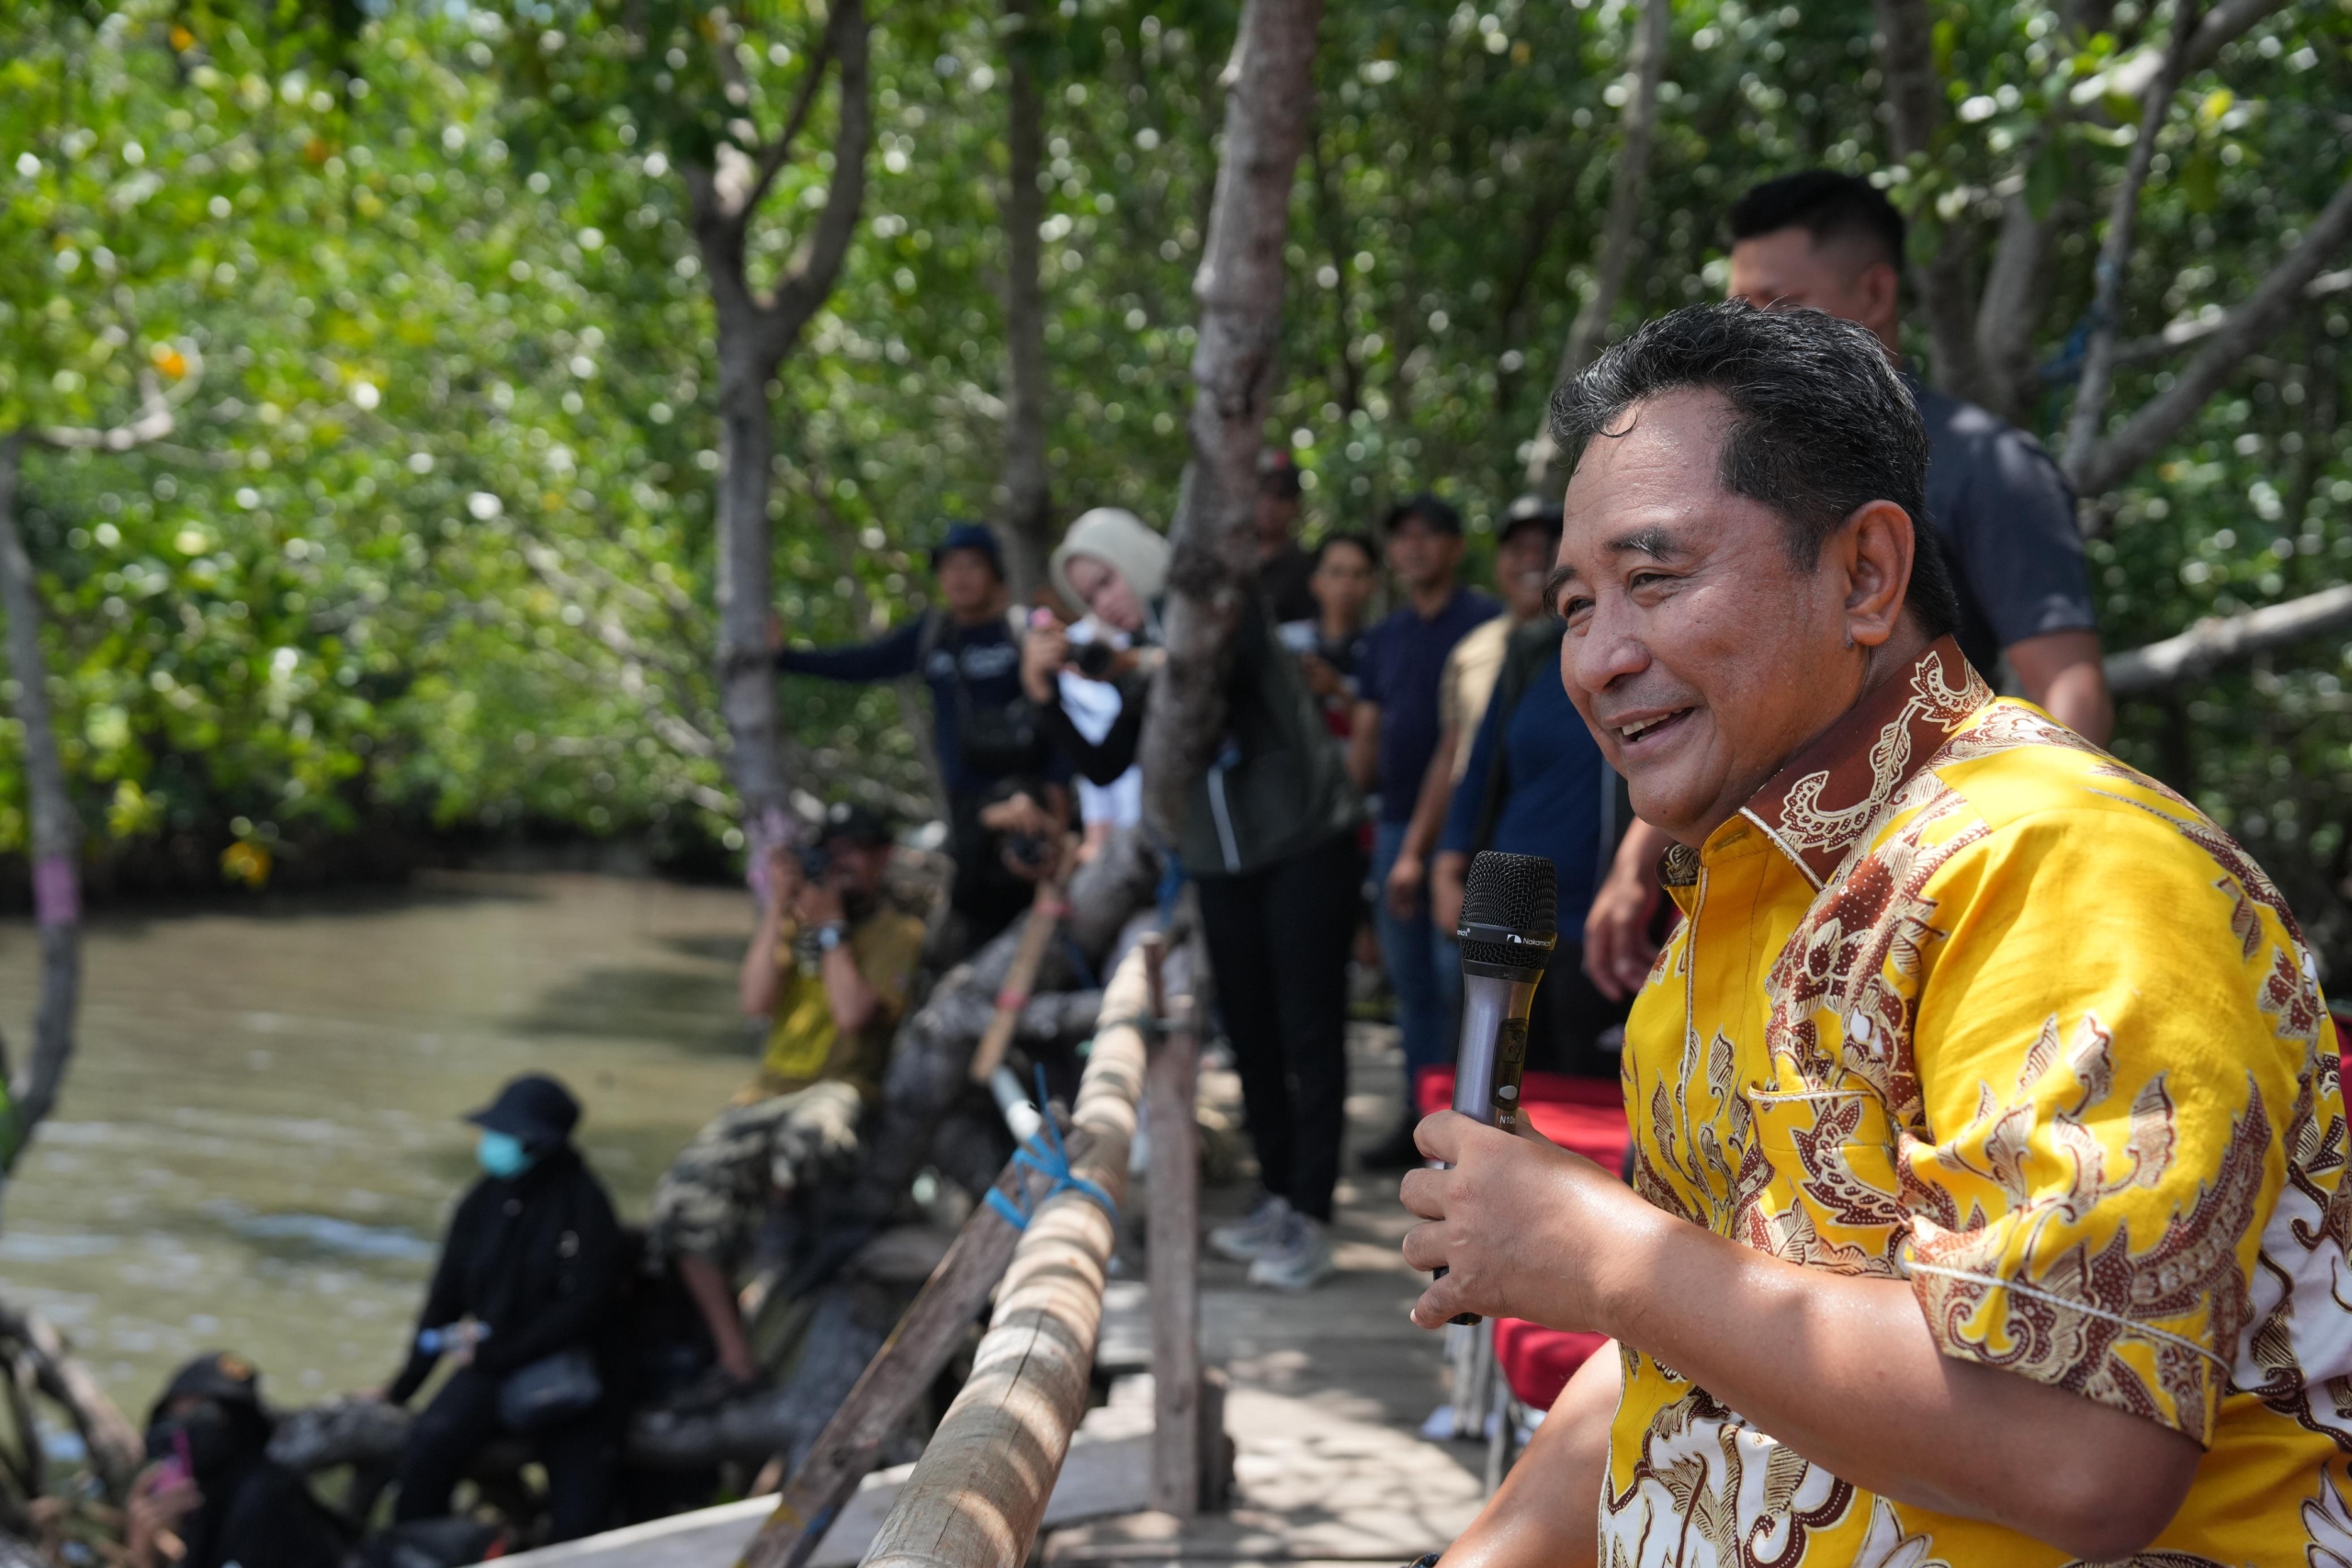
[1725,637,1992,889]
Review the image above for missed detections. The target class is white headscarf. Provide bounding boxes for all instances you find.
[1049,507,1170,612]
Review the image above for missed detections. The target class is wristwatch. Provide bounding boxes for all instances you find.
[816,922,848,953]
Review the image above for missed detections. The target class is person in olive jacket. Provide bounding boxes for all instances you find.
[384,1074,622,1541]
[1021,507,1363,1293]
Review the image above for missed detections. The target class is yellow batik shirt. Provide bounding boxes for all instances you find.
[1606,638,2351,1567]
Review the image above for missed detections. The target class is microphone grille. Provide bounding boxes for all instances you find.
[1463,851,1557,942]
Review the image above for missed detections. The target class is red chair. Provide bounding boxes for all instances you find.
[1414,1066,1631,1487]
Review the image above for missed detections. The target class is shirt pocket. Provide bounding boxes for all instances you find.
[1745,1087,1910,1260]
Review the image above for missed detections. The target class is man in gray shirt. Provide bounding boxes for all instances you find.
[1585,170,2114,997]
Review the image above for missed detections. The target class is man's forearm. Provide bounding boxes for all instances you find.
[1347,704,1379,791]
[820,943,882,1036]
[1584,1208,2196,1555]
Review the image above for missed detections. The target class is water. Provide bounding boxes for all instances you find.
[0,871,762,1419]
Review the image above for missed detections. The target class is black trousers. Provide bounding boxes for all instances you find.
[393,1366,617,1541]
[1195,830,1361,1224]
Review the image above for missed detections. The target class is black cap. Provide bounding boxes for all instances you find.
[1498,493,1564,546]
[930,522,1005,580]
[152,1352,263,1424]
[464,1073,581,1145]
[820,800,893,849]
[1257,448,1303,499]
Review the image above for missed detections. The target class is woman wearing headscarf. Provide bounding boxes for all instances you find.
[1020,508,1363,1292]
[383,1073,622,1540]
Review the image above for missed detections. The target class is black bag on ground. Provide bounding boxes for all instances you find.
[496,1346,603,1432]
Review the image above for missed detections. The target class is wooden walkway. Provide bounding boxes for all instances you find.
[1051,1021,1484,1566]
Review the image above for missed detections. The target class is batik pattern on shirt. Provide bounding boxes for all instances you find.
[1603,637,2351,1567]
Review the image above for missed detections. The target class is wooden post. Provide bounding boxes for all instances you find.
[967,840,1078,1086]
[857,942,1151,1568]
[1142,944,1204,1517]
[735,1126,1095,1568]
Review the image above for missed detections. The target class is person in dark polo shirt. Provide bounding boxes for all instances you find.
[1585,170,2117,1001]
[1350,494,1498,1168]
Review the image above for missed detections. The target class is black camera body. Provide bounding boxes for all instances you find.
[795,841,831,882]
[1071,639,1119,680]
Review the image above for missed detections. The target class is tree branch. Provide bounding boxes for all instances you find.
[1136,0,1324,838]
[2177,0,2292,76]
[738,17,841,224]
[996,0,1053,603]
[766,0,872,351]
[1524,0,1668,491]
[2107,584,2352,695]
[2073,170,2352,495]
[1871,0,1987,400]
[0,439,82,1182]
[2098,267,2352,370]
[2060,0,2204,480]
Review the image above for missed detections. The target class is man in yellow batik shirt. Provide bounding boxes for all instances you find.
[1403,304,2348,1565]
[649,802,925,1407]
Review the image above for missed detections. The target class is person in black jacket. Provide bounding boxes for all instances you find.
[1021,508,1363,1292]
[126,1352,345,1568]
[383,1074,622,1541]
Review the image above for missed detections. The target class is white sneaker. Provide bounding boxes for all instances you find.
[1247,1212,1337,1292]
[1208,1194,1293,1261]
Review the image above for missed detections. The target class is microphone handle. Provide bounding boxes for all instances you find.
[1437,971,1539,1326]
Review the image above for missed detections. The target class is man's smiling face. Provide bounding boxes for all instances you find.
[1550,388,1863,846]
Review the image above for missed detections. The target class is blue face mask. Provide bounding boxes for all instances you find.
[477,1130,534,1179]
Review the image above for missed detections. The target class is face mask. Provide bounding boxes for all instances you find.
[477,1130,534,1179]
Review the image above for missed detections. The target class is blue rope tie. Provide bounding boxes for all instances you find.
[986,1066,1118,1233]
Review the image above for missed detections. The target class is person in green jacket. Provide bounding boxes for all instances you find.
[1021,506,1363,1292]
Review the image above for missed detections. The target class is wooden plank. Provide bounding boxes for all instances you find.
[736,1127,1098,1568]
[1145,961,1204,1517]
[857,941,1153,1568]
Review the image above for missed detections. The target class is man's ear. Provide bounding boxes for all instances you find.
[1836,499,1914,649]
[1856,260,1902,343]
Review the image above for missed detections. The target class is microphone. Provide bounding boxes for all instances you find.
[1437,851,1558,1325]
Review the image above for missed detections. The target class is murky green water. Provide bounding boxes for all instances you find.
[0,871,761,1421]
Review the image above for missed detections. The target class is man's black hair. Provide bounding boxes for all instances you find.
[1382,492,1463,537]
[1727,171,1906,274]
[1311,531,1376,570]
[1546,302,1962,642]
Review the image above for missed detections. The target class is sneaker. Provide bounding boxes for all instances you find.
[1207,1193,1294,1261]
[1247,1212,1337,1292]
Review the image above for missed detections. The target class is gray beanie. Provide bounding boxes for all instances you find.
[1050,508,1170,611]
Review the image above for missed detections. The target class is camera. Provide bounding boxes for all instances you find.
[1071,639,1119,680]
[795,841,831,881]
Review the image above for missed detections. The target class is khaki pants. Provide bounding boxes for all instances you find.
[647,1080,864,1266]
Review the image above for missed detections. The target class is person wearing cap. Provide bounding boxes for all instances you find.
[772,520,1070,951]
[383,1073,622,1540]
[1022,505,1364,1291]
[647,802,926,1404]
[1255,449,1319,624]
[1347,494,1498,1168]
[126,1352,345,1568]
